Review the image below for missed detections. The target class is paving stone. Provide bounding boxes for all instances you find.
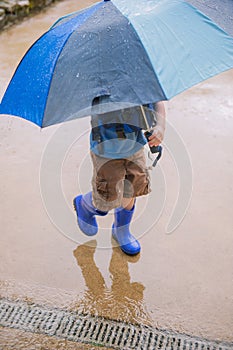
[0,0,57,30]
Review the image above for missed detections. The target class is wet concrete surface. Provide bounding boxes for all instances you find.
[0,0,233,348]
[0,326,111,350]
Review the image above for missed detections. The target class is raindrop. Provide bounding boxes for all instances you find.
[76,73,80,78]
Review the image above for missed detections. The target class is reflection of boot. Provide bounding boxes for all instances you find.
[109,247,148,325]
[112,206,140,255]
[109,247,142,297]
[73,192,107,235]
[73,240,105,296]
[109,247,131,291]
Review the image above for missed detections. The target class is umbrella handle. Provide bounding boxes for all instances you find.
[144,131,160,154]
[144,131,163,167]
[152,145,162,167]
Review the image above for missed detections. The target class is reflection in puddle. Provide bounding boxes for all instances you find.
[73,240,152,327]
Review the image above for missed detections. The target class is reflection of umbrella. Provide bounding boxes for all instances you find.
[0,0,232,127]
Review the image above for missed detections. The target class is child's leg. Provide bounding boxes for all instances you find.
[112,203,140,255]
[121,197,135,210]
[73,192,107,236]
[74,153,127,235]
[112,149,150,255]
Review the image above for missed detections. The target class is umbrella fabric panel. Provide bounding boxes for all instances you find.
[112,0,233,100]
[42,1,166,127]
[0,2,103,127]
[0,32,63,127]
[50,2,100,30]
[186,0,233,37]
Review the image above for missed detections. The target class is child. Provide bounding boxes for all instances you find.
[74,99,166,255]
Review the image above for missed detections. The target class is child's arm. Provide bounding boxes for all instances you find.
[148,101,166,147]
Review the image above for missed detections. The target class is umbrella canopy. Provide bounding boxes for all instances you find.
[186,0,233,37]
[0,0,232,127]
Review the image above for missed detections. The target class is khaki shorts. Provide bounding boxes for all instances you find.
[91,148,151,211]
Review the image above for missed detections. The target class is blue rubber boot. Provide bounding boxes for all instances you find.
[112,205,141,255]
[73,192,107,236]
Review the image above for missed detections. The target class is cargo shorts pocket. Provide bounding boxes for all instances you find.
[96,177,109,200]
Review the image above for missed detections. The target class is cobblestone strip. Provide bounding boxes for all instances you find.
[0,0,56,30]
[0,298,233,350]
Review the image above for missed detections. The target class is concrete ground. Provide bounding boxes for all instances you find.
[0,0,233,348]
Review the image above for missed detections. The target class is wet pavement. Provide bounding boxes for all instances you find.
[0,0,233,348]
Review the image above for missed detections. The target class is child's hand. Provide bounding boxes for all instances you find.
[147,101,166,147]
[148,125,165,147]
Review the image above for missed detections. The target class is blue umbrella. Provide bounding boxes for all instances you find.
[0,0,232,127]
[186,0,233,37]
